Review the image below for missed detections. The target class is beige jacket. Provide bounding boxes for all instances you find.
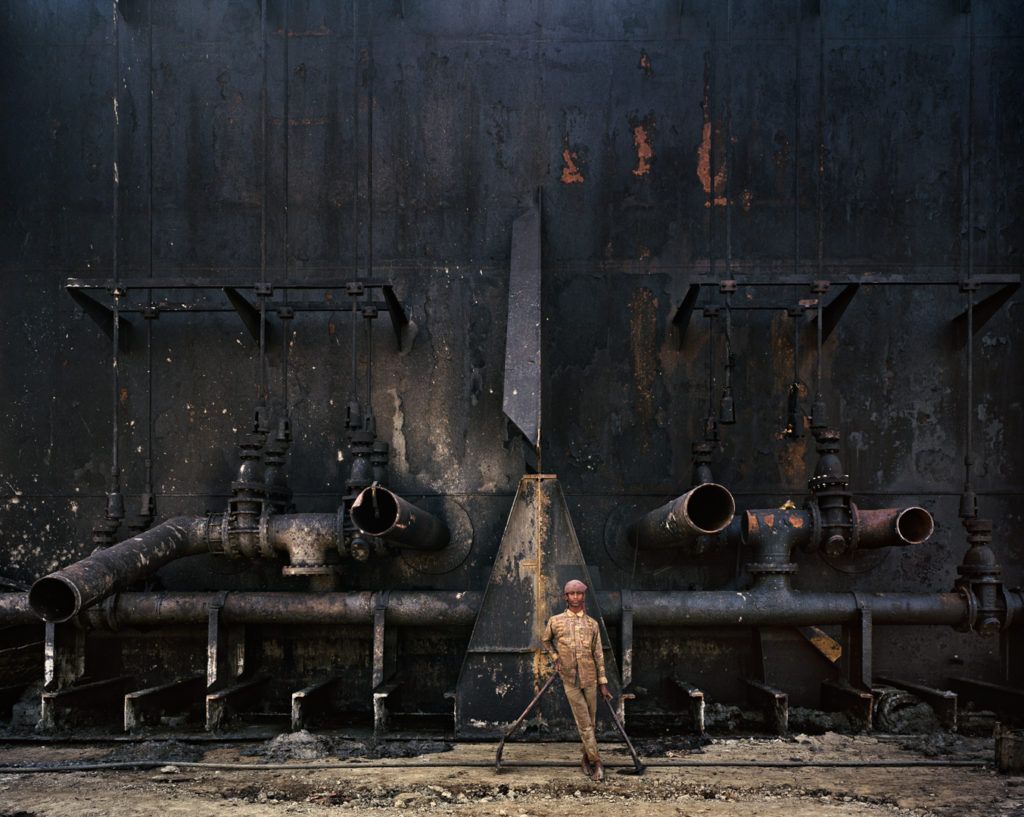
[541,609,608,688]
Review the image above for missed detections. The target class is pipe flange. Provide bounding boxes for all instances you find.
[220,513,236,558]
[954,584,977,633]
[257,512,275,560]
[805,502,822,553]
[848,503,861,552]
[808,474,849,492]
[746,562,798,574]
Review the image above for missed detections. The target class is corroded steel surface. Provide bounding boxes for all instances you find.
[0,0,1021,727]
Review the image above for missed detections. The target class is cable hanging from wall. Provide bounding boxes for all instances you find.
[718,0,736,427]
[132,0,158,535]
[95,0,126,548]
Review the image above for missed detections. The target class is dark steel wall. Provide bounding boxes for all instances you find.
[1,1,1022,702]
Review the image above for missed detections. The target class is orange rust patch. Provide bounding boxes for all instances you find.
[789,514,805,528]
[629,288,659,437]
[697,121,728,206]
[328,321,336,336]
[560,148,584,184]
[632,126,654,176]
[763,513,775,528]
[119,387,129,404]
[638,51,653,76]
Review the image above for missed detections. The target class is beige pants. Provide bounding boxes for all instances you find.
[563,684,600,762]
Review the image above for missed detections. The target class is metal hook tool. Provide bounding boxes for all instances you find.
[494,673,559,772]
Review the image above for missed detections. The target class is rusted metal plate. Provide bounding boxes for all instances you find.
[502,202,542,452]
[456,475,619,738]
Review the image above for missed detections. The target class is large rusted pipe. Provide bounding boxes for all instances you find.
[351,485,450,551]
[628,483,736,550]
[3,588,1022,631]
[854,506,935,549]
[28,516,208,623]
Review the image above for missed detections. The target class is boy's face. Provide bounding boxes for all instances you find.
[565,590,585,611]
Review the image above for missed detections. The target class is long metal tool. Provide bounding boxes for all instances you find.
[494,672,558,772]
[603,697,645,775]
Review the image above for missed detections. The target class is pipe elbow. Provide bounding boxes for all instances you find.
[854,506,935,550]
[28,516,206,623]
[628,483,736,552]
[351,485,450,551]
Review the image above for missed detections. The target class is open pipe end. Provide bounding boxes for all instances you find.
[682,483,736,535]
[351,487,400,537]
[896,507,935,545]
[29,576,81,623]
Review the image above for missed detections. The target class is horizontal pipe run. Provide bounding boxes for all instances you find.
[6,588,1022,630]
[80,591,483,628]
[598,591,971,627]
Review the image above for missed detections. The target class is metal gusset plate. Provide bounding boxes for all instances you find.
[807,283,859,342]
[455,475,620,739]
[223,286,272,345]
[503,200,542,452]
[670,284,701,349]
[381,285,417,354]
[952,282,1020,348]
[66,287,132,352]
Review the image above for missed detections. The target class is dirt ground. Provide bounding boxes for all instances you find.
[0,733,1021,817]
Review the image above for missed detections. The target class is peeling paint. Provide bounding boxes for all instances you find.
[560,147,584,184]
[630,123,655,177]
[697,121,728,207]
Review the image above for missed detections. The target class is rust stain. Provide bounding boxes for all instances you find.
[328,321,336,336]
[638,51,653,76]
[632,124,654,177]
[560,148,584,184]
[638,245,651,260]
[629,288,659,435]
[800,626,843,663]
[740,188,753,211]
[789,513,805,528]
[697,121,728,207]
[119,387,129,405]
[763,513,775,528]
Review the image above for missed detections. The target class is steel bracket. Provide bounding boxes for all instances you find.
[808,283,859,342]
[670,284,701,349]
[223,287,272,345]
[381,285,417,354]
[952,282,1020,348]
[67,287,132,352]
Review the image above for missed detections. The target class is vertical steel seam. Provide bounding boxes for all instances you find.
[146,0,155,501]
[792,0,801,285]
